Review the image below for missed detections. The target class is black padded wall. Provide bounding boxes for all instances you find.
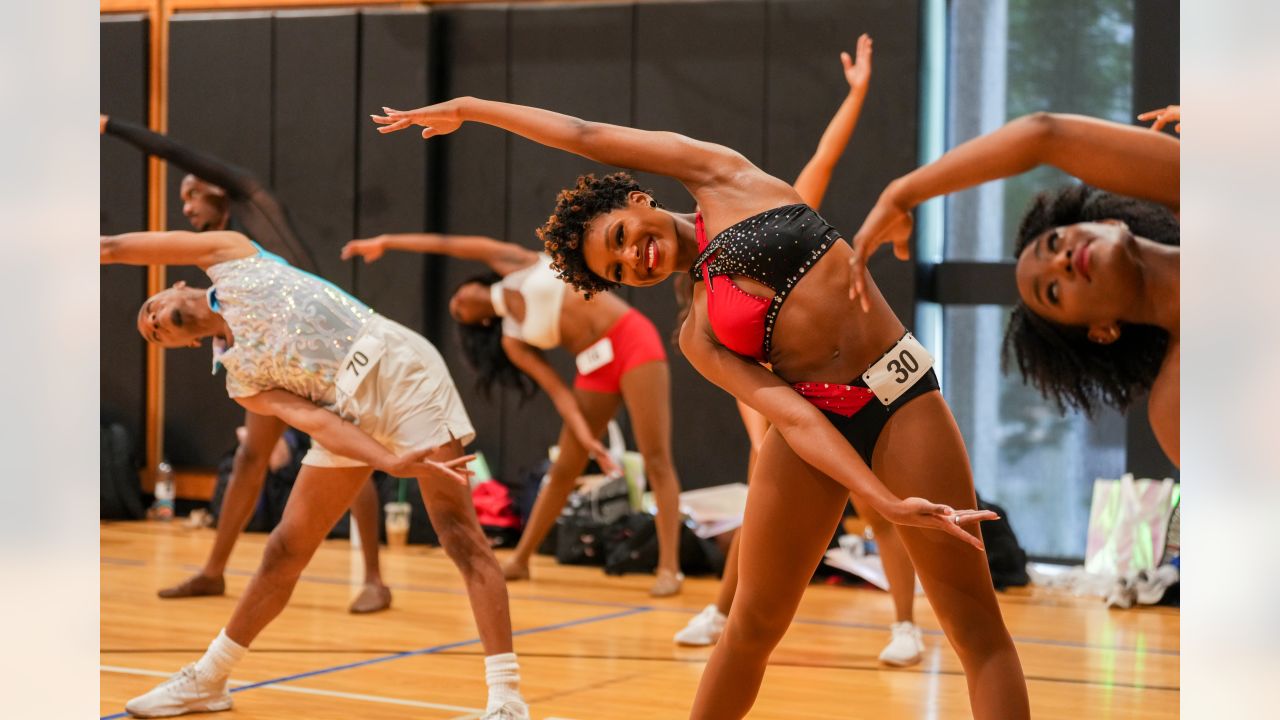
[356,9,432,330]
[100,15,150,458]
[165,12,275,466]
[766,0,920,320]
[501,3,634,483]
[432,4,510,475]
[273,10,360,292]
[633,0,768,489]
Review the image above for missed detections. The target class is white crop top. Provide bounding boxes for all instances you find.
[491,253,565,350]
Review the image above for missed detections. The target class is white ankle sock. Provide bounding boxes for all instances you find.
[193,629,247,682]
[484,652,524,712]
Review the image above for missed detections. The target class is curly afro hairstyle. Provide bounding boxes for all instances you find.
[538,172,655,298]
[1002,184,1179,415]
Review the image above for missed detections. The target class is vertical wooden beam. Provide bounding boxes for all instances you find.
[143,0,171,486]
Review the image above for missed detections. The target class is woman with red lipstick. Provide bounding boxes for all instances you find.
[370,59,1026,720]
[340,232,687,597]
[849,110,1180,464]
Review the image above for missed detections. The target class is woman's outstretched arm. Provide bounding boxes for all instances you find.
[372,97,753,191]
[100,230,255,270]
[342,233,536,275]
[848,112,1180,309]
[793,34,874,210]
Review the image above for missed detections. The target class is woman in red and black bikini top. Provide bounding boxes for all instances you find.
[372,71,1030,720]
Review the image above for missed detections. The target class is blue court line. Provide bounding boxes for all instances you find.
[101,606,647,720]
[103,556,1179,657]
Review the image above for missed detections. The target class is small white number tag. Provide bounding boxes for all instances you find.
[862,333,934,406]
[575,337,615,376]
[335,334,387,396]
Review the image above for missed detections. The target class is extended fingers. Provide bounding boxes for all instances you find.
[942,521,986,550]
[442,454,477,469]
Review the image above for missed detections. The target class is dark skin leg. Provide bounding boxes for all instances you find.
[617,360,682,579]
[419,439,514,654]
[503,389,621,576]
[690,393,1027,719]
[347,478,391,613]
[689,427,850,719]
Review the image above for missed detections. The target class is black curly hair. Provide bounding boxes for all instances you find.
[1002,184,1179,415]
[539,172,655,298]
[453,273,537,403]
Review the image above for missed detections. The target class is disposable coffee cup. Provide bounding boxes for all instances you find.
[384,502,411,548]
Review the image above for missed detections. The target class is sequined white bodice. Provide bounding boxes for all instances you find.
[207,252,376,406]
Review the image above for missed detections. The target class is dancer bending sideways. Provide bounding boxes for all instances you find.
[850,109,1180,465]
[101,114,390,612]
[669,34,926,667]
[102,230,529,720]
[371,94,1026,720]
[342,227,687,596]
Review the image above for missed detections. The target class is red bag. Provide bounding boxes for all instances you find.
[472,480,521,530]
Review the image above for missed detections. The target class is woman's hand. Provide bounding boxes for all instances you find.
[842,34,873,96]
[386,450,477,486]
[371,100,466,139]
[848,188,914,310]
[585,438,623,478]
[880,497,999,550]
[341,236,387,264]
[1137,105,1180,134]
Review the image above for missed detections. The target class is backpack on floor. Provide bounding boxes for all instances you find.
[100,420,145,520]
[978,497,1030,590]
[602,512,724,577]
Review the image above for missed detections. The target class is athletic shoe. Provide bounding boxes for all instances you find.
[673,604,727,646]
[157,574,225,599]
[878,621,924,667]
[124,664,232,717]
[481,701,531,720]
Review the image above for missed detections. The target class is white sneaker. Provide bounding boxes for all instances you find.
[482,701,531,720]
[674,604,727,646]
[125,664,232,717]
[878,621,924,667]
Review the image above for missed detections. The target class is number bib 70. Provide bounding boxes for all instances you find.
[335,334,387,396]
[861,333,934,406]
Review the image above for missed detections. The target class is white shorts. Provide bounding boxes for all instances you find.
[303,316,476,468]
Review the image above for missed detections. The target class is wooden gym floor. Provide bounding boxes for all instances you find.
[101,521,1178,719]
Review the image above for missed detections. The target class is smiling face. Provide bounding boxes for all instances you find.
[1014,219,1144,344]
[580,191,681,288]
[136,284,210,348]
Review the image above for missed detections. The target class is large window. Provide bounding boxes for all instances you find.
[931,0,1136,559]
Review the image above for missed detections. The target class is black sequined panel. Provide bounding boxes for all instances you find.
[690,203,842,357]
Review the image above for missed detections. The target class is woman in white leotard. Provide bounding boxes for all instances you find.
[342,234,687,597]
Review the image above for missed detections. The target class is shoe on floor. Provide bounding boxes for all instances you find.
[501,560,530,582]
[481,701,531,720]
[674,604,727,646]
[157,574,225,600]
[878,621,924,667]
[348,583,392,614]
[649,569,684,598]
[125,664,232,718]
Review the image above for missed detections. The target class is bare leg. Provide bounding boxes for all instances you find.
[872,392,1029,719]
[712,402,771,613]
[689,427,850,719]
[503,389,621,577]
[713,531,740,615]
[618,360,683,594]
[348,478,392,613]
[159,411,285,599]
[851,500,915,622]
[419,438,514,655]
[225,465,372,646]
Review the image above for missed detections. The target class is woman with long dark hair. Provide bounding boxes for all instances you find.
[342,231,687,596]
[849,110,1180,464]
[370,63,1023,720]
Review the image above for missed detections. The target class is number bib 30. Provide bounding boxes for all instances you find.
[861,333,934,406]
[335,333,387,396]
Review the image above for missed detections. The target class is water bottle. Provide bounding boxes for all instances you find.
[153,461,175,520]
